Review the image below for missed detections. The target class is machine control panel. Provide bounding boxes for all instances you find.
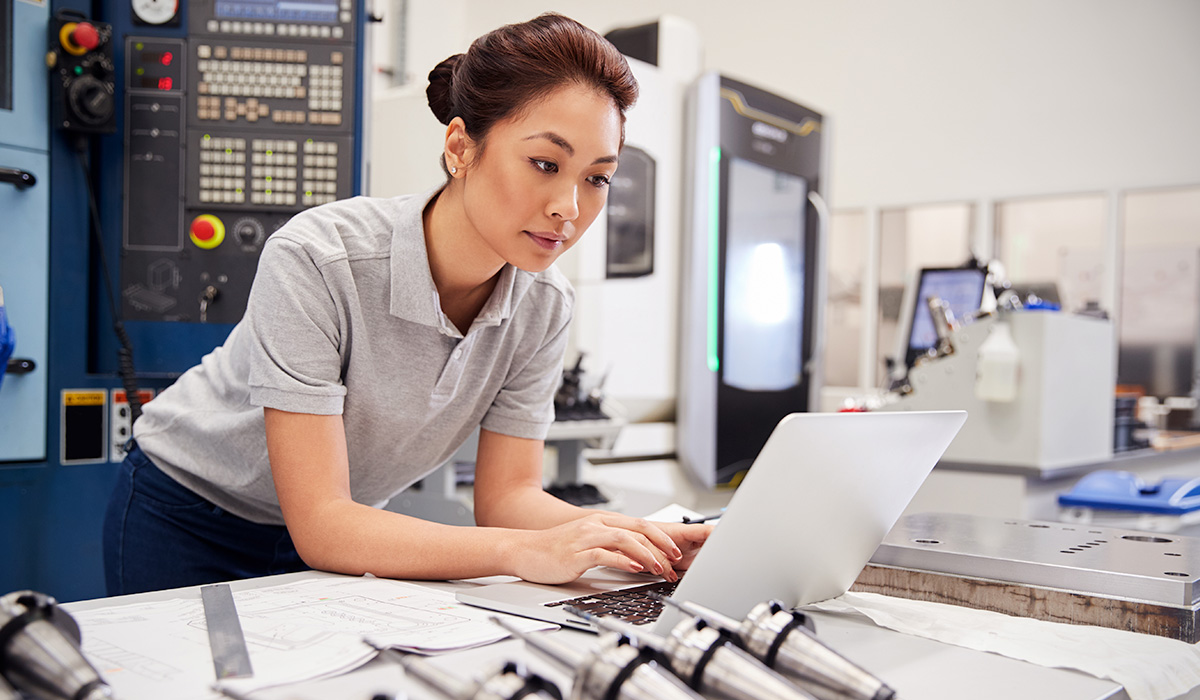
[120,0,358,325]
[48,12,117,134]
[189,42,350,129]
[189,134,349,208]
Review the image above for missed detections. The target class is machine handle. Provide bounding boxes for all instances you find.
[0,167,37,190]
[804,190,830,381]
[5,358,36,375]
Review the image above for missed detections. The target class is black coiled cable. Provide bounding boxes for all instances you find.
[74,138,142,423]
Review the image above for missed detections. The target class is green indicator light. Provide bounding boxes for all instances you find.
[136,67,145,76]
[707,146,721,374]
[74,66,83,75]
[266,150,273,156]
[235,188,243,193]
[306,139,313,144]
[135,42,144,50]
[203,134,211,140]
[265,176,272,182]
[305,190,312,196]
[265,189,272,194]
[225,149,232,155]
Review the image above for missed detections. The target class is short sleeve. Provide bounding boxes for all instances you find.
[245,235,348,415]
[480,293,572,440]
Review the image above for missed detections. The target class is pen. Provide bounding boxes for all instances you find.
[681,510,724,524]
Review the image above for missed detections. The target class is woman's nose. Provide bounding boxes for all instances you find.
[547,184,580,221]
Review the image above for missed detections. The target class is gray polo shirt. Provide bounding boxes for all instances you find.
[133,188,573,525]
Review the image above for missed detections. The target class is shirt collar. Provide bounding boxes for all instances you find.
[389,186,524,338]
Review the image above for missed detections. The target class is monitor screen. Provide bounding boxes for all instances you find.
[906,267,987,366]
[722,156,807,392]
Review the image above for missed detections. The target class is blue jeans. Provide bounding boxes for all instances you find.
[102,442,308,596]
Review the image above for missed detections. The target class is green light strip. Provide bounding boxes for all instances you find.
[707,146,721,373]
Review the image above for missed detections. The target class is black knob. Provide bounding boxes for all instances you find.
[67,76,114,125]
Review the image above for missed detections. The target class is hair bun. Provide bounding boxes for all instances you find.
[426,54,462,125]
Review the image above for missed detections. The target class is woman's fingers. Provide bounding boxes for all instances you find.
[515,514,709,585]
[603,515,683,562]
[587,548,644,574]
[590,522,673,579]
[644,521,713,571]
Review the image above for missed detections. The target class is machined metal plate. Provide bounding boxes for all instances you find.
[870,513,1200,607]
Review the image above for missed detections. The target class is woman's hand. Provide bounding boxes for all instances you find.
[510,512,688,585]
[651,521,713,572]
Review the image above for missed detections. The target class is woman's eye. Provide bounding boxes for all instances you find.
[530,159,558,174]
[587,174,611,188]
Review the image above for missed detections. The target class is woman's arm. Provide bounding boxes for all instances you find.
[471,427,593,529]
[472,428,712,582]
[266,409,699,583]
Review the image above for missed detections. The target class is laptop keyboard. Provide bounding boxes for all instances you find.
[544,580,679,625]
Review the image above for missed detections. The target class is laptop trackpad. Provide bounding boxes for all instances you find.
[455,568,660,630]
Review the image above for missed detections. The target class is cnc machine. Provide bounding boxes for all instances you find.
[0,0,369,600]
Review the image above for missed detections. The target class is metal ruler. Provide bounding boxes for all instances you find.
[200,583,254,679]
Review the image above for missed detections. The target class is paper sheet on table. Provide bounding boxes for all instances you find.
[73,576,553,700]
[643,503,706,523]
[807,591,1200,700]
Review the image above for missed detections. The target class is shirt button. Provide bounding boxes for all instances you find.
[453,348,463,359]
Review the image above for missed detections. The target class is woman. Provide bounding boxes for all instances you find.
[103,13,711,596]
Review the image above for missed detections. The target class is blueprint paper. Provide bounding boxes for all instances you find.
[72,576,553,699]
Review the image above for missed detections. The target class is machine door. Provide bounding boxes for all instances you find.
[0,148,50,462]
[0,0,49,462]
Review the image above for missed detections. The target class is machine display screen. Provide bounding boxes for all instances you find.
[722,157,807,392]
[216,0,339,23]
[907,267,988,364]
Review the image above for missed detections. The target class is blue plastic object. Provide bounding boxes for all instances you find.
[0,299,14,389]
[1058,470,1200,515]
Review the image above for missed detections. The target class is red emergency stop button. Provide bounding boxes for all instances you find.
[71,23,100,50]
[190,214,225,249]
[59,22,94,56]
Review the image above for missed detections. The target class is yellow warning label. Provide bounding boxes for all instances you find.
[63,390,107,407]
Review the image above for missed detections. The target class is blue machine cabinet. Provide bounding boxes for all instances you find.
[1,0,367,601]
[0,0,53,599]
[0,0,51,463]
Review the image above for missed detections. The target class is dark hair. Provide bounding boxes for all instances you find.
[427,13,638,173]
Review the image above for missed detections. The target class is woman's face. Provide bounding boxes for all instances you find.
[457,84,622,273]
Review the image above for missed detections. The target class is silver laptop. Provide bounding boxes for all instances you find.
[456,410,967,633]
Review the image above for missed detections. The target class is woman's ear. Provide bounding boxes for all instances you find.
[444,117,471,176]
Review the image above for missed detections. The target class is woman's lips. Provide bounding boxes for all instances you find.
[525,231,564,251]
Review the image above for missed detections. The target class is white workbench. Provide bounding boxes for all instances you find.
[61,567,1149,700]
[58,443,1200,700]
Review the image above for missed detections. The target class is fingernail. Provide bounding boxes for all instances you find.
[630,561,644,571]
[653,561,663,574]
[672,547,682,560]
